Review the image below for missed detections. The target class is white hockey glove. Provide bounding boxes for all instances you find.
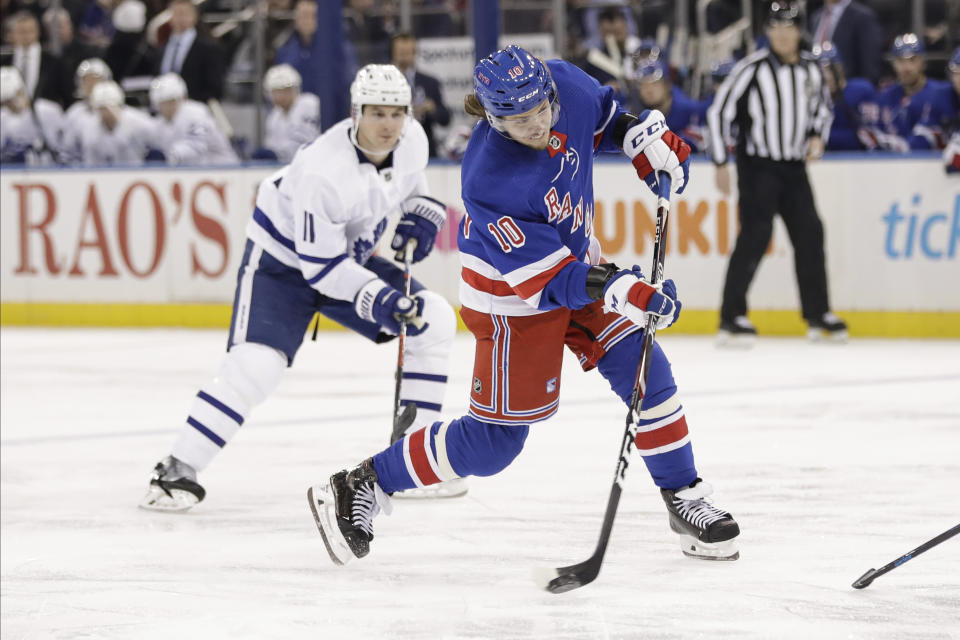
[622,109,690,195]
[602,266,682,331]
[391,195,447,263]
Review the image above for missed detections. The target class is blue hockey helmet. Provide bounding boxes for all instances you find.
[948,47,960,73]
[890,33,925,58]
[635,38,663,62]
[474,45,559,132]
[811,41,842,65]
[631,58,668,83]
[709,57,737,82]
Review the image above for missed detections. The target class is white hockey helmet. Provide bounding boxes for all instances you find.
[0,66,25,103]
[89,81,125,108]
[149,72,187,108]
[76,58,113,84]
[349,64,411,149]
[264,64,301,93]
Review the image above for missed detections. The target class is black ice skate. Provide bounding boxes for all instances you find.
[307,458,392,565]
[716,315,757,348]
[806,312,848,343]
[138,455,206,512]
[661,478,740,561]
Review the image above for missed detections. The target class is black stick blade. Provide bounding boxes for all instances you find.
[851,568,877,589]
[532,562,600,594]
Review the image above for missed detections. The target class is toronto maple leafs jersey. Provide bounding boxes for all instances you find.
[78,106,157,166]
[153,100,239,165]
[458,59,630,317]
[264,93,320,162]
[0,99,65,164]
[248,117,430,303]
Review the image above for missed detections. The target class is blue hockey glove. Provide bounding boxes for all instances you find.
[391,195,447,263]
[354,279,428,336]
[622,110,691,195]
[602,266,681,330]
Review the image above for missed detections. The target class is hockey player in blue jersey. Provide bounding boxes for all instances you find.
[140,64,463,511]
[811,42,882,151]
[309,45,740,566]
[942,48,960,173]
[624,58,709,153]
[879,34,954,151]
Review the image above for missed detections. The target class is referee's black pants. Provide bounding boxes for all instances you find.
[720,156,831,323]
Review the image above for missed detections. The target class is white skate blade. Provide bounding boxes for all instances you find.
[716,330,755,349]
[138,486,200,512]
[807,327,849,343]
[674,532,739,561]
[393,478,469,500]
[307,484,352,566]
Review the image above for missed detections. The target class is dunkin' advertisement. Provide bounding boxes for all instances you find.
[1,157,957,321]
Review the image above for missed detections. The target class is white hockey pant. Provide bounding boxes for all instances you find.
[171,342,286,471]
[399,290,456,432]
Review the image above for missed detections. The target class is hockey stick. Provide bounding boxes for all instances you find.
[534,171,673,594]
[851,523,960,589]
[389,239,417,444]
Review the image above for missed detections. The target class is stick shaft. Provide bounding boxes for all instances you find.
[390,240,415,441]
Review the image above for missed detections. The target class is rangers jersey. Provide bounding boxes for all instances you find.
[153,100,238,165]
[879,79,954,149]
[264,93,320,162]
[458,59,629,317]
[248,117,430,302]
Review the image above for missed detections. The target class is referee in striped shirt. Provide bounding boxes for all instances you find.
[707,1,848,345]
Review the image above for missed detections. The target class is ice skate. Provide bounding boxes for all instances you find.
[716,315,756,348]
[307,458,392,565]
[661,478,740,560]
[139,455,205,512]
[806,312,848,343]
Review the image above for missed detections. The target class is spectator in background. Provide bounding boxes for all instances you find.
[810,0,882,84]
[811,42,882,152]
[7,11,72,107]
[624,57,707,153]
[63,57,112,162]
[79,80,156,165]
[700,57,737,110]
[157,0,225,102]
[343,0,389,67]
[390,32,449,158]
[879,34,954,151]
[42,6,98,81]
[105,0,157,83]
[275,0,321,97]
[78,0,116,51]
[582,6,640,92]
[148,72,237,165]
[0,65,65,164]
[259,63,320,162]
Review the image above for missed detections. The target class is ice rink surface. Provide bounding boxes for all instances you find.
[2,327,958,640]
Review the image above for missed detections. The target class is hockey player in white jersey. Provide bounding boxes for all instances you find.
[140,64,461,512]
[62,58,112,163]
[78,81,157,166]
[262,64,320,161]
[148,72,239,166]
[0,66,65,164]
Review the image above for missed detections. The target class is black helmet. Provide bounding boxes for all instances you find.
[767,1,801,26]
